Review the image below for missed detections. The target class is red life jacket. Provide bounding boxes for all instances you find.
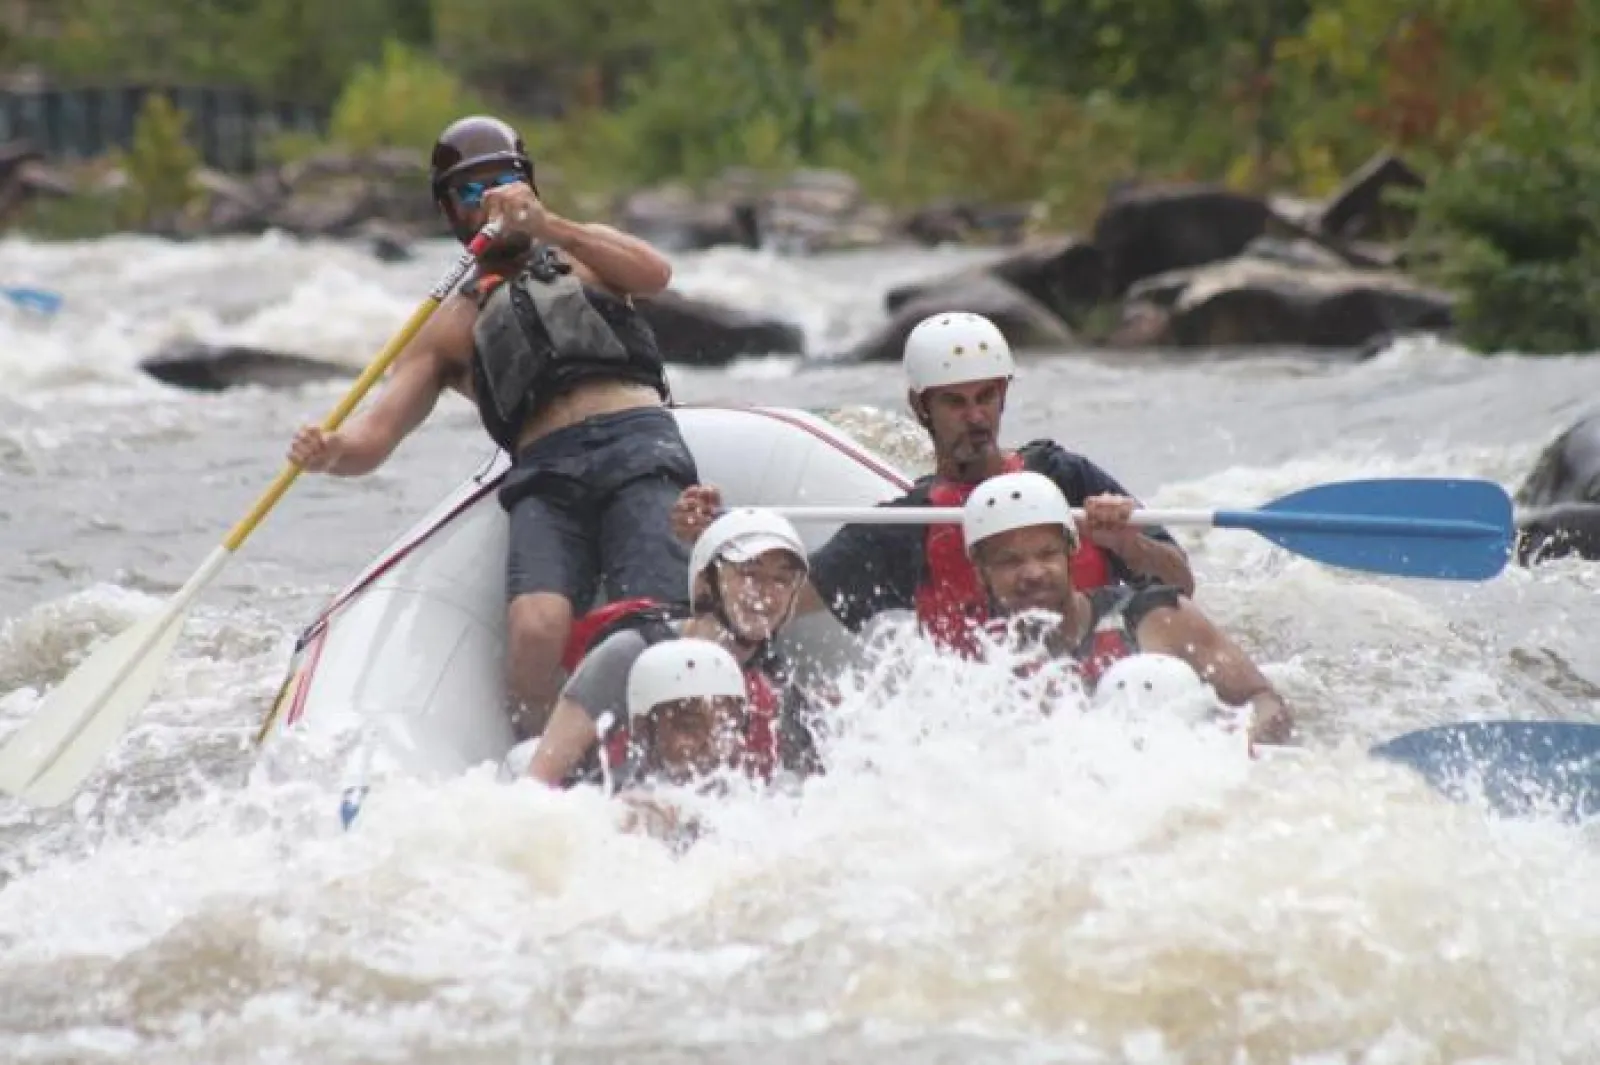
[561,597,659,673]
[915,453,1117,656]
[561,600,782,782]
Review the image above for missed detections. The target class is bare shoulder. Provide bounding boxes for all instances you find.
[1132,595,1206,647]
[407,291,481,392]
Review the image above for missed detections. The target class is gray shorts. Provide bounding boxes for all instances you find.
[499,406,699,608]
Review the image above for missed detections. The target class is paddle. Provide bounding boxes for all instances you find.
[0,223,503,809]
[768,477,1514,582]
[1370,720,1600,822]
[1,286,62,317]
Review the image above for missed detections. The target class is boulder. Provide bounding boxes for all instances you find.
[351,220,417,263]
[614,183,760,253]
[265,180,374,238]
[1241,236,1354,272]
[140,341,354,392]
[753,169,898,253]
[762,168,863,218]
[898,199,1035,246]
[1159,257,1455,349]
[1514,412,1600,564]
[0,139,75,226]
[614,168,904,254]
[138,149,441,244]
[886,235,1106,324]
[139,289,804,392]
[1103,300,1174,348]
[637,290,804,365]
[1318,151,1425,243]
[1091,183,1272,295]
[843,272,1075,362]
[184,166,274,235]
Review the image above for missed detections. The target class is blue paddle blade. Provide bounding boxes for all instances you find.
[1370,720,1600,822]
[1212,478,1513,580]
[1,286,63,316]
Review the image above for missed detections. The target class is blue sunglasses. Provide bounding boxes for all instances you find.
[451,171,524,208]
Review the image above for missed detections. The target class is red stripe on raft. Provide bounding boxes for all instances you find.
[283,625,328,729]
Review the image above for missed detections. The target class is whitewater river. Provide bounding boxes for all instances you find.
[1,232,1598,1064]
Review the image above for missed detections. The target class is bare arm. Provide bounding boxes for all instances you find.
[317,298,476,476]
[551,216,672,298]
[526,696,601,786]
[1136,600,1293,744]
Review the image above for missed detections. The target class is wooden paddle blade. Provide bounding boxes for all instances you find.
[1215,478,1514,580]
[1371,720,1600,822]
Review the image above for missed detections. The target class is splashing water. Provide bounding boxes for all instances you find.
[1,232,1599,1062]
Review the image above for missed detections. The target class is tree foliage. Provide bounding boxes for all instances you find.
[115,92,202,228]
[1411,77,1600,354]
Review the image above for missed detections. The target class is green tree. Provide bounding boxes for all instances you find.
[430,0,657,112]
[1411,76,1600,354]
[240,0,405,101]
[116,92,203,228]
[329,39,486,151]
[585,0,819,184]
[28,0,405,100]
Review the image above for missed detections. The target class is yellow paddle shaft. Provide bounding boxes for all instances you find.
[220,223,502,554]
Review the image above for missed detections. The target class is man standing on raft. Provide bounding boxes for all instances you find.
[287,115,695,739]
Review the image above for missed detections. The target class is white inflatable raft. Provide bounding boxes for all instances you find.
[255,405,914,780]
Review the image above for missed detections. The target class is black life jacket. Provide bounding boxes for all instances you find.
[466,245,670,452]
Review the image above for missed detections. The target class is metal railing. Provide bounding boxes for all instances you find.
[0,84,328,172]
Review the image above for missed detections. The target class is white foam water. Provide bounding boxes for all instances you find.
[1,230,1598,1062]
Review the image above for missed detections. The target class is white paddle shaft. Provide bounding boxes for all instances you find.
[766,505,1218,526]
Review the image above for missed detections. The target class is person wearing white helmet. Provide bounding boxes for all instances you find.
[599,639,752,845]
[526,507,811,788]
[620,638,750,786]
[672,312,1194,657]
[962,471,1292,745]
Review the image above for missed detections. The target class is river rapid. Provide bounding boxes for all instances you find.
[1,232,1598,1064]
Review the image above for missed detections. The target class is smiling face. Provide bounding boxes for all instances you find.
[711,548,807,642]
[972,522,1076,618]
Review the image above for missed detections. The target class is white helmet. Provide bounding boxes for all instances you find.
[1091,653,1212,721]
[689,507,809,602]
[903,312,1016,393]
[963,470,1079,555]
[626,638,747,722]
